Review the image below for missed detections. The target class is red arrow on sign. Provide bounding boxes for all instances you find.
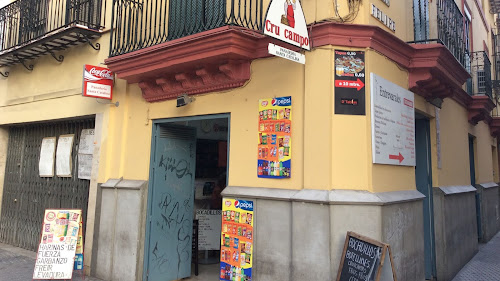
[335,79,365,91]
[389,153,404,163]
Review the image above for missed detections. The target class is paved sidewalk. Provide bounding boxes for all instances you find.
[0,243,104,281]
[452,231,500,281]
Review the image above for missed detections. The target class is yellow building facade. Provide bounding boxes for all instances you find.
[0,0,500,280]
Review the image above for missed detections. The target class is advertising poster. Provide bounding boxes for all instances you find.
[334,50,366,115]
[258,97,292,178]
[370,73,415,166]
[33,209,82,280]
[220,199,254,281]
[74,221,84,270]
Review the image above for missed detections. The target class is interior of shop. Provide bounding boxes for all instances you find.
[172,117,229,281]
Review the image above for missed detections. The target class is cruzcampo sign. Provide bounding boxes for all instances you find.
[264,0,310,50]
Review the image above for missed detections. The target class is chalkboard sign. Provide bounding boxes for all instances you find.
[336,232,397,281]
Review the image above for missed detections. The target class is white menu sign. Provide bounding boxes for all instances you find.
[39,137,56,177]
[56,135,74,177]
[371,73,415,166]
[196,209,222,250]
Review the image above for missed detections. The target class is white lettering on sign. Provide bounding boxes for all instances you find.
[89,67,113,79]
[268,43,306,64]
[380,0,390,6]
[195,209,222,250]
[371,4,396,32]
[371,73,415,166]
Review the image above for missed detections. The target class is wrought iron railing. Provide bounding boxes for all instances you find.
[409,0,469,69]
[436,0,468,68]
[470,51,492,98]
[109,0,264,57]
[0,0,105,53]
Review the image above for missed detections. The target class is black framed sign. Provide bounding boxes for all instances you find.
[336,231,397,281]
[334,50,366,115]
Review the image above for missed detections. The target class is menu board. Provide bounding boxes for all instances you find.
[334,50,366,115]
[336,232,397,281]
[258,97,292,178]
[39,137,56,177]
[33,209,82,280]
[220,199,254,281]
[56,134,74,177]
[196,209,222,250]
[370,73,415,166]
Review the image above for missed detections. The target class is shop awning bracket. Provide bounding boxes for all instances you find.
[13,54,34,71]
[0,71,8,77]
[78,32,100,51]
[43,44,64,63]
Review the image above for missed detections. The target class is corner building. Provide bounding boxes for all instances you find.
[1,0,500,281]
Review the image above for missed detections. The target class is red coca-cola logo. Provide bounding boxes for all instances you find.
[89,67,113,79]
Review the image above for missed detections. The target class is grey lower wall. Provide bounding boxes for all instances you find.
[224,187,426,281]
[434,186,478,281]
[477,183,500,242]
[93,179,147,281]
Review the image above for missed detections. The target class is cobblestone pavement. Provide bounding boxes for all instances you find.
[0,243,103,281]
[452,231,500,281]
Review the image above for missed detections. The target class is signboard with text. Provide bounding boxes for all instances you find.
[82,65,114,100]
[33,209,82,280]
[263,0,310,50]
[371,73,415,166]
[335,50,366,115]
[336,231,397,281]
[196,209,222,250]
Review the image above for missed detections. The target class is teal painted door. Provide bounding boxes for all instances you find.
[145,124,196,281]
[469,135,482,241]
[415,118,436,280]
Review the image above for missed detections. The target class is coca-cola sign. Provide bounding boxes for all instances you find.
[82,64,114,100]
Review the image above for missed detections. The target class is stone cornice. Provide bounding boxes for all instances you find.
[105,22,473,108]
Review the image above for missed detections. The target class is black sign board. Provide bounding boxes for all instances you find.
[336,232,397,281]
[334,50,366,115]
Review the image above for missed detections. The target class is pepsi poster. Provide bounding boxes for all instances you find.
[258,97,291,178]
[334,50,366,115]
[220,199,254,281]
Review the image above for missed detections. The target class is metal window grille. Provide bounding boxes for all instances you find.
[0,118,95,251]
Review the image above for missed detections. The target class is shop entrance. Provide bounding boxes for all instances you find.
[415,115,436,280]
[144,115,229,281]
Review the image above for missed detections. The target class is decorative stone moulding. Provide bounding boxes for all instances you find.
[138,60,251,102]
[106,21,473,110]
[489,116,500,137]
[468,95,495,125]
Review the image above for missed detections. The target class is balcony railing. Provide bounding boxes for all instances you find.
[469,51,492,98]
[409,0,469,69]
[109,0,264,57]
[0,0,105,53]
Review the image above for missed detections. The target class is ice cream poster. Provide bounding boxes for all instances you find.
[33,209,82,280]
[258,96,292,178]
[220,199,254,281]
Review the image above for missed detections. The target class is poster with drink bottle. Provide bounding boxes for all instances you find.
[220,199,254,281]
[258,96,292,178]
